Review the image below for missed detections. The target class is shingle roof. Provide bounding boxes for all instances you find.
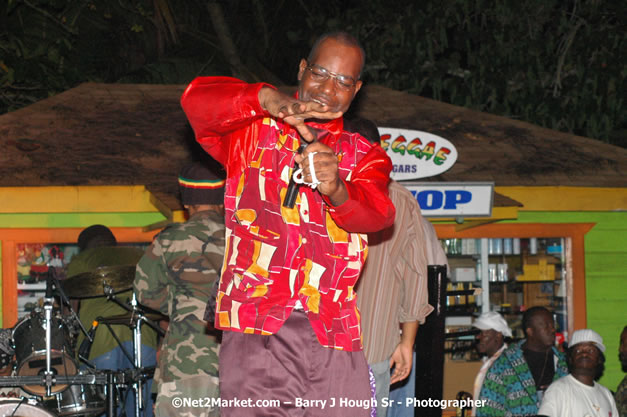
[1,82,625,211]
[353,85,627,187]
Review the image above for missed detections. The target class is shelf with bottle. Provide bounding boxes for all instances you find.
[441,238,482,257]
[442,238,526,257]
[445,282,481,318]
[442,237,565,259]
[447,245,564,285]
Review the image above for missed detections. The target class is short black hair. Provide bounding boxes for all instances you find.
[343,117,380,145]
[521,306,551,337]
[307,31,365,77]
[77,225,117,251]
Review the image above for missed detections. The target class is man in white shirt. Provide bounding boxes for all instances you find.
[539,328,619,417]
[471,312,512,416]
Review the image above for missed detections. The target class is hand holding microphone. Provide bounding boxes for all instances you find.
[282,128,347,208]
[294,141,347,206]
[283,144,307,209]
[292,152,321,189]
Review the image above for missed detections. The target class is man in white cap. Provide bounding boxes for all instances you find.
[538,328,619,417]
[471,311,512,416]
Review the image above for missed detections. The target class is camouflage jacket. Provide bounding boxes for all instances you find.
[134,210,225,383]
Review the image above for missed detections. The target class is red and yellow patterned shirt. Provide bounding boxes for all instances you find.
[181,77,395,351]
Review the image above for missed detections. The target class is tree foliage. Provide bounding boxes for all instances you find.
[1,0,624,146]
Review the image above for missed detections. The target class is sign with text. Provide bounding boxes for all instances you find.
[402,182,494,217]
[379,127,458,180]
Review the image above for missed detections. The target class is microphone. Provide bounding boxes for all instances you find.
[283,144,307,209]
[78,320,99,359]
[44,268,55,299]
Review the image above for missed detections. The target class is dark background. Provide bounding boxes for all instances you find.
[1,0,624,147]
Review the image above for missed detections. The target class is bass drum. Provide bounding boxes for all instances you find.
[12,310,77,395]
[41,371,105,417]
[0,399,58,416]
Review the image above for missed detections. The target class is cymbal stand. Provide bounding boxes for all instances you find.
[43,295,54,396]
[43,268,56,396]
[50,269,91,344]
[103,283,150,417]
[102,283,164,336]
[131,293,144,417]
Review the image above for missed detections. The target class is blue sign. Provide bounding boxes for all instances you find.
[401,182,494,217]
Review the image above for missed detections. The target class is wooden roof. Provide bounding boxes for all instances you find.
[353,85,627,187]
[1,82,625,211]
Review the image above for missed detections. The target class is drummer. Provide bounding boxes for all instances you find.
[66,225,158,417]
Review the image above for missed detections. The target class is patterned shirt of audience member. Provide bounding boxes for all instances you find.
[477,307,568,416]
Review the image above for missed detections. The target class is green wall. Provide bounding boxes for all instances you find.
[0,212,166,228]
[513,211,627,390]
[2,209,625,388]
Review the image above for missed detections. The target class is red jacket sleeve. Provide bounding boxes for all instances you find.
[323,144,395,233]
[180,76,273,175]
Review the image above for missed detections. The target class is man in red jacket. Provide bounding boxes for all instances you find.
[181,31,395,417]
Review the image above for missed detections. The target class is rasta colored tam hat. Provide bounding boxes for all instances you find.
[473,311,513,338]
[569,329,606,353]
[178,162,226,206]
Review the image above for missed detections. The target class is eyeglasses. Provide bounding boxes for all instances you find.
[573,345,599,355]
[305,64,358,91]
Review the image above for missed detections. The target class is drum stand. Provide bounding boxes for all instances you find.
[46,269,122,417]
[42,269,91,396]
[2,267,162,417]
[103,283,164,417]
[2,268,119,416]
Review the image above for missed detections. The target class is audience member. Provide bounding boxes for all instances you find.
[615,325,627,417]
[538,329,618,416]
[471,312,512,416]
[477,306,568,416]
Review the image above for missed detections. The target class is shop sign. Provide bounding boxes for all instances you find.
[379,127,458,180]
[401,182,494,217]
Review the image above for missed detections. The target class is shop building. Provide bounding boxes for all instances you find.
[1,82,625,393]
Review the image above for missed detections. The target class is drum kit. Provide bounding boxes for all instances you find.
[0,266,165,417]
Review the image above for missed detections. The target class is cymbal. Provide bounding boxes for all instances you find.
[61,265,136,299]
[98,311,167,325]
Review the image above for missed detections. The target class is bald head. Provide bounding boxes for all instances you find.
[298,33,365,114]
[523,306,556,350]
[307,32,365,77]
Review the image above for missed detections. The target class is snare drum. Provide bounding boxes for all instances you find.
[0,398,57,416]
[12,310,77,395]
[41,371,105,416]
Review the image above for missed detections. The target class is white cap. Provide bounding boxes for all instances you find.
[473,312,512,338]
[569,329,605,353]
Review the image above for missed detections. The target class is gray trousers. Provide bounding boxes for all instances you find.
[219,310,372,417]
[370,359,392,417]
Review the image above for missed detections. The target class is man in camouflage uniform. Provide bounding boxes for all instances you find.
[134,162,225,417]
